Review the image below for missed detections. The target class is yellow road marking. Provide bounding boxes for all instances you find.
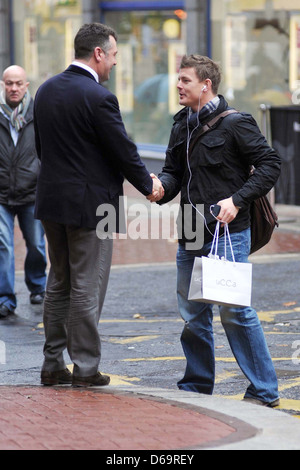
[277,399,300,412]
[257,307,300,323]
[122,356,295,363]
[37,318,182,329]
[277,376,300,393]
[123,356,185,362]
[108,335,159,345]
[36,305,300,330]
[215,370,238,384]
[106,374,141,386]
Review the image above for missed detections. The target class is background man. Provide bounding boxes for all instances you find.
[0,66,47,319]
[153,54,281,407]
[34,23,163,387]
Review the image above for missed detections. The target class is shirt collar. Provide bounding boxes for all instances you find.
[72,61,99,83]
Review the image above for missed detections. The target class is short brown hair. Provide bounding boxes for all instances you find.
[74,23,118,60]
[180,55,222,94]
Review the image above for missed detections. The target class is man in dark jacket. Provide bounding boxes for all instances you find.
[0,66,47,319]
[34,23,163,387]
[152,55,281,407]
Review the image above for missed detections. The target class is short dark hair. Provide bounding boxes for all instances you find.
[74,23,118,60]
[180,55,222,94]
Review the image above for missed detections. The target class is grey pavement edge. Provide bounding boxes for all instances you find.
[105,385,300,450]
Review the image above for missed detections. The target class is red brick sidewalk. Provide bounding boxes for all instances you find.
[0,386,239,450]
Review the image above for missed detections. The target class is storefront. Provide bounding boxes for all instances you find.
[99,1,187,150]
[2,0,300,172]
[10,0,83,91]
[3,0,188,153]
[210,1,300,205]
[211,0,300,120]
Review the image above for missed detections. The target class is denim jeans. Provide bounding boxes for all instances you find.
[176,228,279,403]
[0,203,47,310]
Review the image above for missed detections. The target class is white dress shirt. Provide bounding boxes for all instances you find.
[72,61,99,83]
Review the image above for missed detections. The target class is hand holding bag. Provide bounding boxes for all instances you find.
[188,223,252,307]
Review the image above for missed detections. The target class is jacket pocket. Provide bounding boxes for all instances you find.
[196,135,226,167]
[188,135,227,202]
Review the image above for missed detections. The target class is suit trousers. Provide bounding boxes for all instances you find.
[41,221,113,377]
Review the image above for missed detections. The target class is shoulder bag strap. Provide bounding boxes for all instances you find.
[188,109,239,156]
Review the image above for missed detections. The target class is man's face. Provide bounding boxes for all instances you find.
[98,36,118,82]
[3,68,29,109]
[177,67,206,112]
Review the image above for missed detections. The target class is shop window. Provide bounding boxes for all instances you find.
[102,5,187,148]
[12,0,82,93]
[212,0,299,123]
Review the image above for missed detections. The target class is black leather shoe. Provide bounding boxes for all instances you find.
[72,372,110,387]
[30,293,45,305]
[0,304,14,319]
[41,368,73,386]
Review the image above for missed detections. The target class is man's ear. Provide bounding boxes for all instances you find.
[94,47,104,63]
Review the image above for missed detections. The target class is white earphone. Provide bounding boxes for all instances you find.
[202,85,208,92]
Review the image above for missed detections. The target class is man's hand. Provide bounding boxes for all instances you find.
[216,197,239,224]
[147,173,165,203]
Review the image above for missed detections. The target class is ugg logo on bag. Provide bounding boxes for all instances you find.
[216,278,237,288]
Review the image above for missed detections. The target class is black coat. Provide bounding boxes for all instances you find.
[34,65,153,231]
[0,100,40,206]
[158,96,281,244]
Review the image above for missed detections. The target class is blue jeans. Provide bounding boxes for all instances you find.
[0,203,47,310]
[176,228,279,403]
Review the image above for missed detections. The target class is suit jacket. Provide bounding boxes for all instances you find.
[34,65,153,231]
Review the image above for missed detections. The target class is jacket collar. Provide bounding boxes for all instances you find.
[174,95,229,124]
[66,64,98,82]
[171,95,230,148]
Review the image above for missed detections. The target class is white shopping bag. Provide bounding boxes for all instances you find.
[188,223,252,307]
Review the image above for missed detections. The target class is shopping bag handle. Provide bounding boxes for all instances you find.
[209,221,236,263]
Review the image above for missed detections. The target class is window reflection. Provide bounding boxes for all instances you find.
[13,0,82,93]
[106,10,186,146]
[212,0,297,122]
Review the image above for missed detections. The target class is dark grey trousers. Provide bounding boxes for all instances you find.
[41,221,113,377]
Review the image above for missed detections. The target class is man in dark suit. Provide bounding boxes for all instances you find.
[34,23,163,387]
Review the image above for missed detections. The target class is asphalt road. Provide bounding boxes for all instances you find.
[0,255,300,420]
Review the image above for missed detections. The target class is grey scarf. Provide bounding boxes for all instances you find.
[0,85,31,131]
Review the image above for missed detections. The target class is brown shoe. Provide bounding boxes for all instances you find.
[243,398,280,408]
[72,372,110,387]
[41,368,73,386]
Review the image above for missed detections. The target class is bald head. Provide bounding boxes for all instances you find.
[2,65,29,109]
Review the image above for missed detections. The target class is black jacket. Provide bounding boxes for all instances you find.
[0,100,40,206]
[158,95,281,245]
[34,65,153,231]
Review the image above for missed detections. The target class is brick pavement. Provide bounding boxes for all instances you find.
[0,386,240,451]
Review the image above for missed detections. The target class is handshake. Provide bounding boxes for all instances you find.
[147,173,165,203]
